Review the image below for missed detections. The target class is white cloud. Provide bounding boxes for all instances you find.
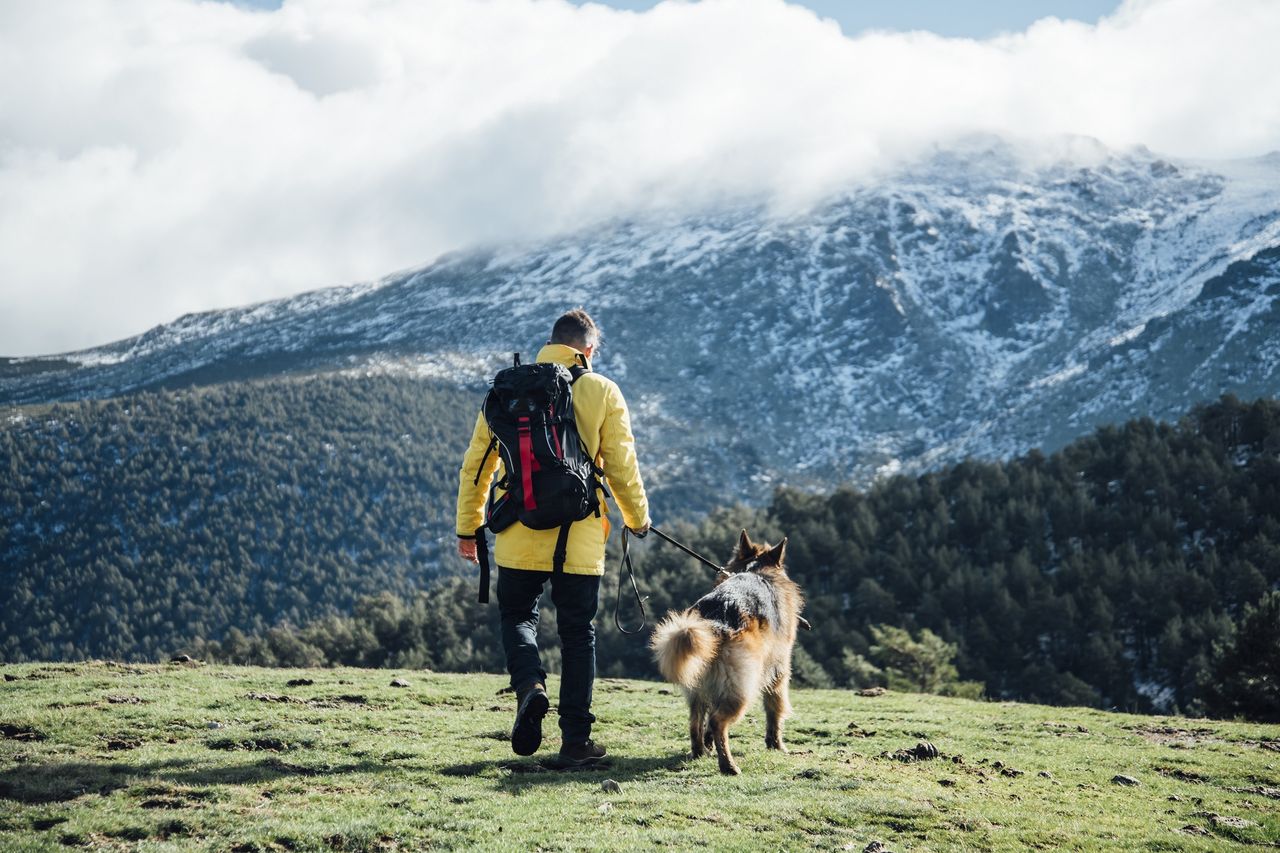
[1,0,1277,355]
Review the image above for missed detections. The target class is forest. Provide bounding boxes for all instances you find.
[0,374,476,661]
[3,377,1278,720]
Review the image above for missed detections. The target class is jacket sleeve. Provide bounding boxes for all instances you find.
[456,410,499,537]
[598,381,650,531]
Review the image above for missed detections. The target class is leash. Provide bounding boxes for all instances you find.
[613,527,649,635]
[613,524,727,635]
[613,524,813,635]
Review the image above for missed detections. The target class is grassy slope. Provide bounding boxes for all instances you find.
[0,663,1277,851]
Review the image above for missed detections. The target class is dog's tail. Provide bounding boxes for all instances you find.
[650,611,719,689]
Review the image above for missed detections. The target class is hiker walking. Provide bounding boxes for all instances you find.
[456,308,651,764]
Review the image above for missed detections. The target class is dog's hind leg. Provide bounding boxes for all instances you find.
[688,697,709,758]
[709,702,748,775]
[763,674,792,752]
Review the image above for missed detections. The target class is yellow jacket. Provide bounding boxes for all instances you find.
[456,344,650,575]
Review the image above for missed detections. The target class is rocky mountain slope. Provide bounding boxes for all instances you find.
[4,139,1279,497]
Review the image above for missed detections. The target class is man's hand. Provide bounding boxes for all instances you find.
[458,538,478,563]
[627,520,651,538]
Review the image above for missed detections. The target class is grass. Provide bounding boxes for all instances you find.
[1,661,1277,851]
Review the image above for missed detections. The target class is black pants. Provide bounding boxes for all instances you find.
[497,567,601,744]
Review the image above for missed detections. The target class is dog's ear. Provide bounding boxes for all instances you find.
[760,537,787,567]
[734,529,754,561]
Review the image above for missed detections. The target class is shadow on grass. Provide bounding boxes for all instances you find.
[440,751,693,787]
[0,757,393,804]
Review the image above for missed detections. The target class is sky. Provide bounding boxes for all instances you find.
[233,0,1127,40]
[2,0,1279,356]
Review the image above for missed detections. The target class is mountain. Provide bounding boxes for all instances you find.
[4,138,1280,499]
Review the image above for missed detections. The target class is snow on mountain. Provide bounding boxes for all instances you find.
[3,138,1278,501]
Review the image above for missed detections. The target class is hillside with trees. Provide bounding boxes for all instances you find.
[197,396,1280,721]
[4,382,1279,719]
[0,375,477,661]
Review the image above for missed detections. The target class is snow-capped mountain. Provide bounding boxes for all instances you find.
[4,139,1279,497]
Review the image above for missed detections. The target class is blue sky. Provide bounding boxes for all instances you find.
[577,0,1123,38]
[229,0,1124,39]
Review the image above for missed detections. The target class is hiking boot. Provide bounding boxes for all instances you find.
[559,738,607,765]
[510,683,549,756]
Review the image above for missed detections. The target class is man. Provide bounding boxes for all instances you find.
[456,308,651,764]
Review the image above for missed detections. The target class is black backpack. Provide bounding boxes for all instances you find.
[470,353,607,602]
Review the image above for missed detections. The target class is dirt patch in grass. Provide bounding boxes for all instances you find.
[245,692,300,704]
[1226,784,1280,799]
[247,691,374,709]
[141,797,194,809]
[207,736,313,752]
[0,723,46,741]
[104,736,143,751]
[1155,766,1211,784]
[1129,725,1223,747]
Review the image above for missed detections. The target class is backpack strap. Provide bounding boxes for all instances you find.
[475,526,491,603]
[568,352,590,383]
[472,436,497,486]
[552,521,572,574]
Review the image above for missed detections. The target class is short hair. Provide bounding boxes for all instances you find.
[550,308,601,350]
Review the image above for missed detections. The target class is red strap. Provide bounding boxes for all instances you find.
[518,418,537,510]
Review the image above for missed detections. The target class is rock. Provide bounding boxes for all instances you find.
[170,654,192,663]
[1177,825,1211,837]
[1112,774,1141,787]
[1037,771,1054,780]
[206,721,225,730]
[796,768,823,779]
[390,678,410,688]
[863,842,889,853]
[890,741,938,762]
[601,779,622,794]
[857,687,888,697]
[938,778,957,787]
[3,673,17,682]
[286,678,314,687]
[598,802,612,814]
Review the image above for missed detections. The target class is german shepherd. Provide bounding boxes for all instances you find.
[650,530,804,775]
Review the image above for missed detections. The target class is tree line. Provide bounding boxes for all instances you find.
[0,374,477,661]
[192,394,1280,722]
[4,378,1278,720]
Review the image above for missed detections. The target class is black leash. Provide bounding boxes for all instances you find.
[613,524,813,635]
[614,524,726,635]
[613,527,648,635]
[648,526,729,575]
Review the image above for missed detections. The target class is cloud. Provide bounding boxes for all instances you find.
[1,0,1277,355]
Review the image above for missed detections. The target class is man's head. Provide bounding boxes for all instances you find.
[549,308,601,357]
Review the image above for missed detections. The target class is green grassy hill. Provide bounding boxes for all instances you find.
[1,663,1277,851]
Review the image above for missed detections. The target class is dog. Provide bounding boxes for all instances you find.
[649,529,804,775]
